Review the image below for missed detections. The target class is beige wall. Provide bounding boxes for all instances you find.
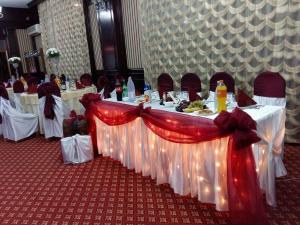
[38,0,91,79]
[122,0,300,143]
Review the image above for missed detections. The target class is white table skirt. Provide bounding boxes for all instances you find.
[94,102,286,210]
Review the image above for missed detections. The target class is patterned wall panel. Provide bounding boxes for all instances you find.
[38,0,91,79]
[138,0,300,143]
[121,0,143,69]
[16,29,34,73]
[88,4,103,71]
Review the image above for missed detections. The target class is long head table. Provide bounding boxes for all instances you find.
[86,98,286,224]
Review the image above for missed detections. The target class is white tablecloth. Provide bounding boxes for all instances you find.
[94,99,286,210]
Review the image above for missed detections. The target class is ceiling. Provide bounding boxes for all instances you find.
[0,0,32,8]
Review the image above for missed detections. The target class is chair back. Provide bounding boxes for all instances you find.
[254,71,286,98]
[37,82,61,99]
[80,73,93,86]
[210,72,235,93]
[157,73,173,99]
[13,80,25,93]
[181,73,201,92]
[37,82,61,120]
[97,75,111,98]
[0,85,9,100]
[27,77,39,94]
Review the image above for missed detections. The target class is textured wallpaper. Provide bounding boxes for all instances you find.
[121,0,143,69]
[16,29,34,73]
[138,0,300,143]
[38,0,91,79]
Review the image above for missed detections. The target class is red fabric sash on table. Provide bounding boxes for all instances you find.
[85,99,267,225]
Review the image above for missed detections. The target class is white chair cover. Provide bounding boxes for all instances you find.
[253,95,286,107]
[60,134,94,164]
[0,97,38,141]
[14,93,25,113]
[251,106,287,207]
[38,95,64,139]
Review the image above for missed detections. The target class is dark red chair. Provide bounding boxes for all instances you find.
[181,73,201,92]
[254,71,285,98]
[210,72,235,93]
[181,73,201,101]
[13,80,25,93]
[97,76,111,99]
[27,77,39,94]
[80,73,93,87]
[157,73,173,99]
[0,85,9,100]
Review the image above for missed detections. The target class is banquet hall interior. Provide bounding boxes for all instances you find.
[0,0,299,224]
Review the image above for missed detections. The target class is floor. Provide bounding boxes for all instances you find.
[0,137,299,225]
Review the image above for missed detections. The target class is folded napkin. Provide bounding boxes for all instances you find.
[110,89,116,99]
[237,89,256,107]
[76,81,85,89]
[189,90,202,102]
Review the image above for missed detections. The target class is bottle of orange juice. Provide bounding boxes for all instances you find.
[216,80,227,112]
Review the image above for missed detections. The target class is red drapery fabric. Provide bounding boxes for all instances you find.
[84,99,267,225]
[37,82,61,120]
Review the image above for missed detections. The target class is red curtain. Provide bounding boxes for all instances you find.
[85,100,266,225]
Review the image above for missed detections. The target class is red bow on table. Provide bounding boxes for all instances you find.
[214,108,267,225]
[214,107,261,149]
[79,93,101,109]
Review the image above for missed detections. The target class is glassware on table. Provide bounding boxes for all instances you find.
[181,91,189,101]
[227,92,237,109]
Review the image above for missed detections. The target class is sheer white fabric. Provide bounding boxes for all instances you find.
[253,95,286,107]
[61,134,94,164]
[0,97,38,141]
[38,95,64,139]
[95,102,285,209]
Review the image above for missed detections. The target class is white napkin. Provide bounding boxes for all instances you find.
[167,91,176,102]
[111,89,117,99]
[99,88,104,99]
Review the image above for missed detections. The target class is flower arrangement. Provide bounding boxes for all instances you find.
[63,110,88,137]
[8,57,21,64]
[45,48,60,58]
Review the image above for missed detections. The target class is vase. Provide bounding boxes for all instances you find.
[49,57,60,75]
[12,63,19,79]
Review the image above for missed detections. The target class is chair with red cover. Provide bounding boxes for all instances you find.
[38,82,64,138]
[157,73,173,99]
[253,71,286,107]
[181,73,202,101]
[208,72,235,101]
[80,73,93,87]
[0,85,38,141]
[97,75,111,99]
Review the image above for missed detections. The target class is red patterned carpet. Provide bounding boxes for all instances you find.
[0,137,299,225]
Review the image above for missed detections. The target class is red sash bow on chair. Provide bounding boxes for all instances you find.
[37,82,61,120]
